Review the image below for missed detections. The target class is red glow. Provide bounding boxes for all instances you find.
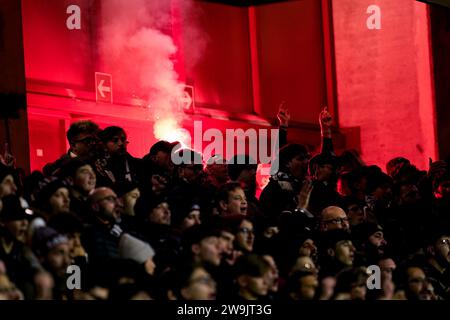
[21,0,438,174]
[332,0,436,170]
[154,117,190,147]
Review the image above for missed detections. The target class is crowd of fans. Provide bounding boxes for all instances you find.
[0,106,449,300]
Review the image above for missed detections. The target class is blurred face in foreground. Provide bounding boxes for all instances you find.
[45,242,71,278]
[0,175,17,198]
[181,267,216,300]
[2,218,29,243]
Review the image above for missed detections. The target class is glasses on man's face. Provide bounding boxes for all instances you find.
[324,217,349,225]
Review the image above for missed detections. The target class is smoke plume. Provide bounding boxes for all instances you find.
[98,0,205,143]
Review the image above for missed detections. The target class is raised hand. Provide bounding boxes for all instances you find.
[319,106,332,128]
[277,102,291,128]
[0,143,16,167]
[297,178,313,210]
[319,106,332,137]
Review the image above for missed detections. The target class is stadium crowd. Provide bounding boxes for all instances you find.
[0,106,449,300]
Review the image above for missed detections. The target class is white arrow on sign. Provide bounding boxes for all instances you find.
[97,79,111,98]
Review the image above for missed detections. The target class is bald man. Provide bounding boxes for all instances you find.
[320,206,350,232]
[89,187,122,225]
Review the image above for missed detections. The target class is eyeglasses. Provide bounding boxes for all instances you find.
[324,217,349,225]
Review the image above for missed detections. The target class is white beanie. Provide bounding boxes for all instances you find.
[119,233,155,264]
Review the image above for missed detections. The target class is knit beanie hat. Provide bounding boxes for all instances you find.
[35,178,69,210]
[119,233,155,264]
[114,181,139,198]
[60,158,92,178]
[98,126,125,144]
[169,197,200,226]
[0,195,33,222]
[318,229,352,251]
[47,213,84,235]
[33,227,69,257]
[278,144,310,172]
[309,152,339,175]
[182,224,221,250]
[149,141,178,156]
[351,222,383,247]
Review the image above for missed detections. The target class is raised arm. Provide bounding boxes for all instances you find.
[277,102,290,149]
[319,106,335,154]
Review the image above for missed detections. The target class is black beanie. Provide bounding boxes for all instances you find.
[35,178,69,210]
[114,181,139,198]
[0,195,33,222]
[351,222,383,246]
[278,144,310,172]
[32,227,68,257]
[169,197,200,227]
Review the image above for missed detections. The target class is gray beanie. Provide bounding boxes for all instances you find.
[119,233,155,264]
